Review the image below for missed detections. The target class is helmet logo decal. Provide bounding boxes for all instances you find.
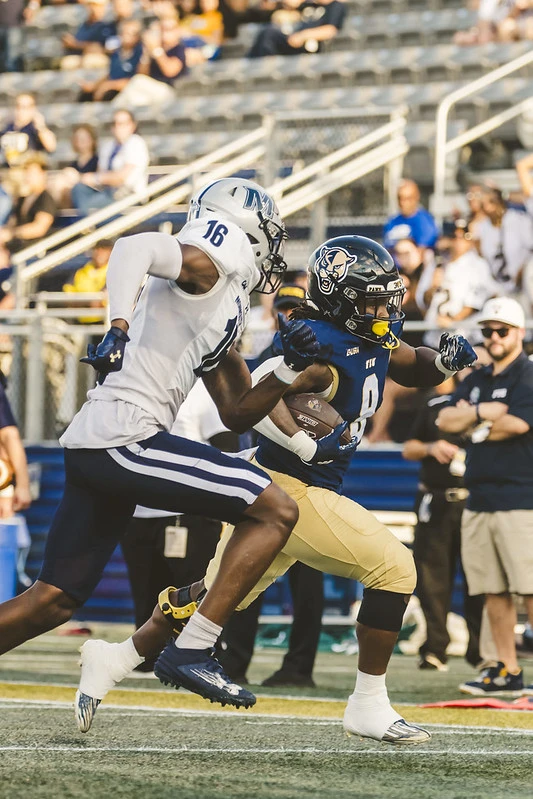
[243,187,275,217]
[316,246,358,295]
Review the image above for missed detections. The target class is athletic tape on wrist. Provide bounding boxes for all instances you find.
[434,353,456,379]
[273,360,304,385]
[289,429,317,462]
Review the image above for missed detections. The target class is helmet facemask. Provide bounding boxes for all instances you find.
[342,283,405,349]
[252,212,288,294]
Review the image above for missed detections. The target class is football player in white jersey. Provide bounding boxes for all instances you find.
[0,178,357,723]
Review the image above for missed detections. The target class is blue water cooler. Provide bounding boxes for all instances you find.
[0,521,18,603]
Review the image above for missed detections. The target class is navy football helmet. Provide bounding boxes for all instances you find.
[307,235,405,348]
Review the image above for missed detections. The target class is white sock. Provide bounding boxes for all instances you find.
[175,611,222,650]
[344,670,401,740]
[351,670,388,703]
[109,638,144,681]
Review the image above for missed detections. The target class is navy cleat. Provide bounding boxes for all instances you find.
[154,643,256,708]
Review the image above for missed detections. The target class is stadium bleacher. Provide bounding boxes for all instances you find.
[2,0,529,195]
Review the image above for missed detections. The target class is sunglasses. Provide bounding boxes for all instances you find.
[480,326,511,339]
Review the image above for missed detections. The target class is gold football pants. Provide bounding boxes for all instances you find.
[205,462,416,610]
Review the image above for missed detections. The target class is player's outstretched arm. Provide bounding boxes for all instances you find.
[203,318,320,433]
[388,334,477,388]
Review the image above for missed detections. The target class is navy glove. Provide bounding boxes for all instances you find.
[438,332,477,372]
[80,326,130,385]
[305,421,358,465]
[277,313,320,373]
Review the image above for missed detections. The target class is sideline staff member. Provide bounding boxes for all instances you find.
[437,297,533,695]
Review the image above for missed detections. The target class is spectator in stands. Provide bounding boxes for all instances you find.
[61,0,117,69]
[48,124,100,209]
[403,364,488,673]
[383,179,439,252]
[391,237,426,346]
[71,109,149,216]
[247,0,346,58]
[180,0,224,64]
[110,15,187,106]
[423,219,497,350]
[497,0,533,41]
[78,19,144,101]
[0,93,56,168]
[62,239,112,324]
[465,184,488,240]
[454,0,514,45]
[474,185,533,297]
[0,0,41,73]
[112,0,137,24]
[437,296,533,696]
[0,154,56,253]
[516,151,533,216]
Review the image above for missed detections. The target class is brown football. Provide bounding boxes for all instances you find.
[284,394,351,444]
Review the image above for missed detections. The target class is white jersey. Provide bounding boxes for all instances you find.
[424,250,496,349]
[61,217,259,449]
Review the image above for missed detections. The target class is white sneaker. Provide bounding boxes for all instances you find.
[75,640,120,733]
[343,698,431,745]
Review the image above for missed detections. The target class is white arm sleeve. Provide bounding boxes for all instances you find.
[250,357,318,462]
[107,232,183,324]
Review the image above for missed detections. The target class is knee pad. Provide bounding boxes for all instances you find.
[357,588,410,633]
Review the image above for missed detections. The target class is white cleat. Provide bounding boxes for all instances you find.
[75,640,120,733]
[343,698,431,745]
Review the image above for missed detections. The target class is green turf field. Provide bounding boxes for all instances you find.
[1,625,532,799]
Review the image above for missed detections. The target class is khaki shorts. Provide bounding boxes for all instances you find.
[461,508,533,595]
[205,462,416,609]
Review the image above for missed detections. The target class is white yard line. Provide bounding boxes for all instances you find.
[0,744,529,756]
[1,698,533,736]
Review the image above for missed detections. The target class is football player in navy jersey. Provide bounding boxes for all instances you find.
[77,235,477,743]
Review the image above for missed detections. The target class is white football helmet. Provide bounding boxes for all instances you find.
[188,177,287,293]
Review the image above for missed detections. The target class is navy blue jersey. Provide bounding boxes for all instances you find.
[256,319,400,491]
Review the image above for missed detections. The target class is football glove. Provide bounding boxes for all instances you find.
[277,313,320,373]
[436,332,477,375]
[80,326,130,385]
[303,421,358,465]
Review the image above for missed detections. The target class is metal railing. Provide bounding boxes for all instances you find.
[433,48,533,223]
[14,111,408,305]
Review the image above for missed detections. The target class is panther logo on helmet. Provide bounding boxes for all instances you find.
[316,246,358,296]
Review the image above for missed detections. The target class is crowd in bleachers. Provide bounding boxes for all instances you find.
[455,0,533,46]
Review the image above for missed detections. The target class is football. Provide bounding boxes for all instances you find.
[284,394,351,444]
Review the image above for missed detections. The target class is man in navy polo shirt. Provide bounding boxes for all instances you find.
[437,297,533,696]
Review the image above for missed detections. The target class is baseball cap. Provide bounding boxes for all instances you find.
[478,297,525,329]
[273,284,306,310]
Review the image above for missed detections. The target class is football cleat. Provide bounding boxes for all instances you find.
[459,662,524,696]
[75,639,122,733]
[343,696,431,745]
[154,643,256,708]
[344,715,431,745]
[75,690,101,734]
